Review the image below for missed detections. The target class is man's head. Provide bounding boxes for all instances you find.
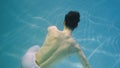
[64,11,80,30]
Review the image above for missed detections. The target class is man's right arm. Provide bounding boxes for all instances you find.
[75,44,90,68]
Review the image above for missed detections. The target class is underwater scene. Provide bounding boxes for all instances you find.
[0,0,120,68]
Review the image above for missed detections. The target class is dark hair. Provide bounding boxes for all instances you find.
[64,11,80,30]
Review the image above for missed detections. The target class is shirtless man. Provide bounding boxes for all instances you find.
[22,11,90,68]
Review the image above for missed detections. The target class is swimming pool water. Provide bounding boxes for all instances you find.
[0,0,120,68]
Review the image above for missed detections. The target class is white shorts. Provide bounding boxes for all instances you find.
[22,45,40,68]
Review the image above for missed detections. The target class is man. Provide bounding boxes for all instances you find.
[22,11,90,68]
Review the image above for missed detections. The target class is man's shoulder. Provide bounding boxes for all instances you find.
[47,26,61,36]
[69,38,80,50]
[48,26,57,31]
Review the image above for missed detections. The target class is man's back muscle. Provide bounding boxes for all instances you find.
[36,26,79,67]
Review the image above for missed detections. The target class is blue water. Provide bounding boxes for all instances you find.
[0,0,120,68]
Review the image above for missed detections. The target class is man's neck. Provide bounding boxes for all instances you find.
[63,26,72,35]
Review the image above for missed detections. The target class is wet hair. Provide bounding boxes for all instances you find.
[64,11,80,30]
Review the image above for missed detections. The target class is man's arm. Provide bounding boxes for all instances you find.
[75,44,90,68]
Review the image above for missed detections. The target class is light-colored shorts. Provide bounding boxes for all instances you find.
[22,45,40,68]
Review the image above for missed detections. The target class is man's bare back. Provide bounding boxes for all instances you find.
[22,11,90,68]
[36,26,79,68]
